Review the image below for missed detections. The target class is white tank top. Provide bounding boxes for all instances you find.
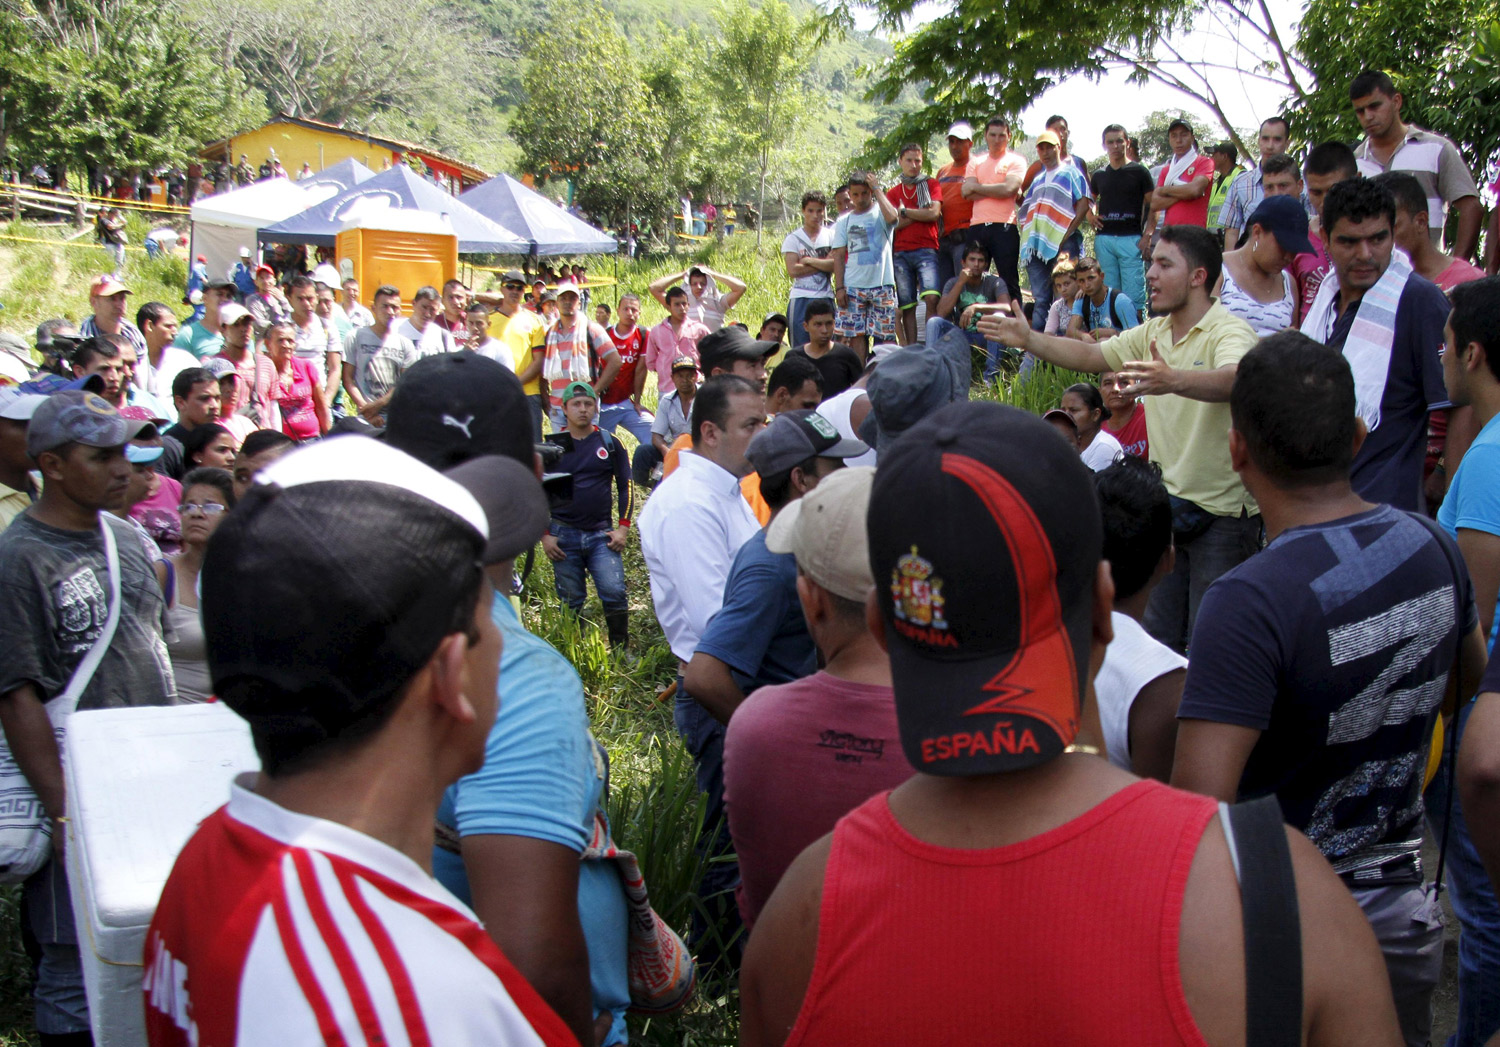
[1219,264,1296,337]
[817,388,878,468]
[1095,612,1188,770]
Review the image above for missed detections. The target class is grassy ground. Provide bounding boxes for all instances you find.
[0,223,1117,1045]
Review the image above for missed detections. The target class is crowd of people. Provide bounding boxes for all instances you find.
[1,64,1500,1047]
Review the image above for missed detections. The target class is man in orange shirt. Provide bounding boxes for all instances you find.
[961,118,1028,308]
[935,121,977,291]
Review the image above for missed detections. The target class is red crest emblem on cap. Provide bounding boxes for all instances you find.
[890,546,953,646]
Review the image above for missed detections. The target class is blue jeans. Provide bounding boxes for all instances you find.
[1095,233,1148,315]
[674,676,742,964]
[788,295,833,349]
[1145,508,1263,654]
[598,401,653,447]
[1058,231,1083,264]
[1026,255,1059,332]
[892,248,941,309]
[550,523,627,615]
[1427,699,1500,1047]
[25,858,89,1034]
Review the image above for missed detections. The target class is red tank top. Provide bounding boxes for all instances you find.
[785,779,1217,1047]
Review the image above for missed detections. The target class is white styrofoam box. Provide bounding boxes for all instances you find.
[64,703,259,1047]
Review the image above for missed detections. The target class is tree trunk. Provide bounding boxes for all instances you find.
[757,145,767,249]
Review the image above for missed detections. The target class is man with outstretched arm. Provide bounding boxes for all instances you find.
[980,224,1259,653]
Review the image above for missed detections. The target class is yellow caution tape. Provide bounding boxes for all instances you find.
[0,233,148,252]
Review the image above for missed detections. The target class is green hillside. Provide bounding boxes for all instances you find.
[379,0,922,197]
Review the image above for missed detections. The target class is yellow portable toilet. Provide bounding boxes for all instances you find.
[335,207,458,314]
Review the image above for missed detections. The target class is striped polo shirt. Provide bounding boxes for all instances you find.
[1356,127,1478,246]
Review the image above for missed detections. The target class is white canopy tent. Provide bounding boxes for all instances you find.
[189,180,339,280]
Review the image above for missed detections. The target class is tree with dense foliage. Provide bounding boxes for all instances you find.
[510,0,676,227]
[847,0,1500,176]
[1,0,258,173]
[706,0,811,245]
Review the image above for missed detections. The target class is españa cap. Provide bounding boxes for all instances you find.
[867,401,1101,775]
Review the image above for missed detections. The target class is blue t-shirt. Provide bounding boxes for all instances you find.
[433,593,630,1045]
[1071,290,1140,333]
[1326,275,1450,511]
[831,206,896,290]
[694,529,816,693]
[1179,504,1475,885]
[1438,411,1500,651]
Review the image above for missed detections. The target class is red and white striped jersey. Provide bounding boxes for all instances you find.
[144,779,577,1047]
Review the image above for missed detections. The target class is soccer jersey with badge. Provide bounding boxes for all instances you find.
[144,783,574,1047]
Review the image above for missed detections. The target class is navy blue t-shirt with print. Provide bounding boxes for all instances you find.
[1179,504,1475,886]
[694,530,815,695]
[1325,275,1450,512]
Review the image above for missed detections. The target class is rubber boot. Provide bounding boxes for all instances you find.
[606,610,629,649]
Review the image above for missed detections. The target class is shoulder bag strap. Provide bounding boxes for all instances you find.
[52,515,122,721]
[1220,794,1302,1047]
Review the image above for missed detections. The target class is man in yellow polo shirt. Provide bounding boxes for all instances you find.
[980,224,1259,653]
[479,269,548,440]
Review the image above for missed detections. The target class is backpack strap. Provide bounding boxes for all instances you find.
[1220,794,1301,1047]
[1107,288,1124,330]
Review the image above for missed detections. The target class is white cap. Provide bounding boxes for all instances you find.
[311,263,341,289]
[0,388,47,421]
[239,246,252,258]
[219,303,252,326]
[765,466,876,602]
[554,280,582,299]
[946,121,974,141]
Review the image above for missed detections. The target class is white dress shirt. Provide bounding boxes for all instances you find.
[638,449,761,663]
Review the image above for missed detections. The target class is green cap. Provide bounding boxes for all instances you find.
[561,380,597,403]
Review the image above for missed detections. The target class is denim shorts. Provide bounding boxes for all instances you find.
[892,248,941,307]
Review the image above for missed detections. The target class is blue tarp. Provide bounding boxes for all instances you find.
[258,164,528,254]
[460,174,617,256]
[298,158,376,192]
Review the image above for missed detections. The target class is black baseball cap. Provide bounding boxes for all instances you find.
[203,437,494,749]
[501,269,526,285]
[697,326,778,376]
[1167,118,1193,135]
[1244,194,1314,255]
[868,401,1101,776]
[382,351,548,562]
[384,351,533,470]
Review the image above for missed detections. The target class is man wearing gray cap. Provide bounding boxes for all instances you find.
[0,390,177,1043]
[0,388,46,532]
[857,319,973,452]
[723,466,911,931]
